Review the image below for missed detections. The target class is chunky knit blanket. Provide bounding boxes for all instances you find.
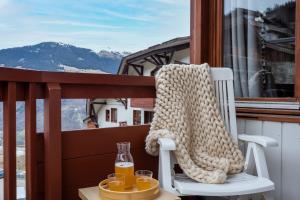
[145,63,244,184]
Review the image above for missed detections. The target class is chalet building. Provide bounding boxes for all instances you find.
[1,1,300,200]
[90,37,190,128]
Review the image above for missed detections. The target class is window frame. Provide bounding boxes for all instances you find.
[190,0,300,121]
[190,0,300,102]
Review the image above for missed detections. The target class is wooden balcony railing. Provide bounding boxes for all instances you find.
[0,67,158,200]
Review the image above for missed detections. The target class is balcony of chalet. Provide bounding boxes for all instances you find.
[0,67,159,200]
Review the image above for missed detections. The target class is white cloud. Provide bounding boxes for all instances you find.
[40,20,122,29]
[154,0,186,5]
[101,8,156,22]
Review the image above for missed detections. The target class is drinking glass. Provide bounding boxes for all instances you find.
[107,173,125,191]
[135,170,153,190]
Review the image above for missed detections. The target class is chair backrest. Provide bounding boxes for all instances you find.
[210,68,238,142]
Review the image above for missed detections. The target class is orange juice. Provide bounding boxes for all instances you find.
[115,162,134,189]
[108,180,125,191]
[136,177,152,190]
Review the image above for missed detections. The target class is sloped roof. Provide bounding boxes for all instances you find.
[118,36,190,74]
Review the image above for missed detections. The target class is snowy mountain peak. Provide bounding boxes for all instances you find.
[0,42,126,73]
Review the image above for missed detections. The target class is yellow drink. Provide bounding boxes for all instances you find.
[108,180,125,191]
[136,177,152,190]
[115,162,134,189]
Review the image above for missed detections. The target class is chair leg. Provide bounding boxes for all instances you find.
[263,192,274,200]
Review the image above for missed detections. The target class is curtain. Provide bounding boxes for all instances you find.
[224,0,262,97]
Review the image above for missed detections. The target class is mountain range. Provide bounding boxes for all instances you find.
[0,42,131,139]
[0,42,129,74]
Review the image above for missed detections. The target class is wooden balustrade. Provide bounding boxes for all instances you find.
[0,67,157,200]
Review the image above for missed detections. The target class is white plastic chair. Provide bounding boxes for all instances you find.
[158,68,277,200]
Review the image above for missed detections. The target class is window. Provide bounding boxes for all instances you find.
[144,111,154,124]
[223,0,296,98]
[111,108,117,123]
[105,110,110,122]
[133,110,141,125]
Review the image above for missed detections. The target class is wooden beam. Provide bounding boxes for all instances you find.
[3,82,17,200]
[127,43,189,64]
[208,0,223,66]
[44,83,62,200]
[25,83,38,200]
[166,51,174,64]
[150,66,162,76]
[0,67,156,86]
[154,54,165,65]
[190,0,223,66]
[144,57,157,65]
[129,64,144,76]
[190,0,209,64]
[150,55,162,65]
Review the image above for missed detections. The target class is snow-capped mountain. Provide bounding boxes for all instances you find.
[0,42,132,135]
[0,42,126,73]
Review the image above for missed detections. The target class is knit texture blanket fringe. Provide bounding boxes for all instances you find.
[145,63,244,184]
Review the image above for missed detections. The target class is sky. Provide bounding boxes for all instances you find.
[0,0,190,53]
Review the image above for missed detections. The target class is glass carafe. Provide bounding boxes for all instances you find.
[115,142,134,189]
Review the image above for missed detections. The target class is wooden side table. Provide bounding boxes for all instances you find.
[79,186,181,200]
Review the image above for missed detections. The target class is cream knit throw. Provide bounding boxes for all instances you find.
[145,63,244,184]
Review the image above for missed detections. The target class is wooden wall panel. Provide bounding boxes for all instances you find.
[130,98,155,109]
[35,125,157,200]
[282,123,300,200]
[244,120,263,135]
[61,125,150,159]
[262,122,282,200]
[62,150,158,200]
[236,119,246,134]
[237,118,300,200]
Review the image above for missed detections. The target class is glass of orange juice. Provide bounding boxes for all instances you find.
[135,170,153,191]
[107,173,125,191]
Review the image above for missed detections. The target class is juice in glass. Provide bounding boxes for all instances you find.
[136,177,152,190]
[115,162,134,189]
[107,173,125,191]
[135,170,153,190]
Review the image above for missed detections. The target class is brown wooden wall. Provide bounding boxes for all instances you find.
[131,98,155,109]
[35,125,157,199]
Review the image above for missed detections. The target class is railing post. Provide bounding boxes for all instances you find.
[25,83,37,200]
[44,83,62,200]
[3,82,17,200]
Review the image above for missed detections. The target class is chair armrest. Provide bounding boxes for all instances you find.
[238,134,278,147]
[158,138,176,151]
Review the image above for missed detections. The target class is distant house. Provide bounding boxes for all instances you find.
[87,36,190,128]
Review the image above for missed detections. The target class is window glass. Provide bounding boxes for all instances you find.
[111,108,117,123]
[105,110,110,122]
[144,111,154,124]
[133,110,141,125]
[223,0,295,97]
